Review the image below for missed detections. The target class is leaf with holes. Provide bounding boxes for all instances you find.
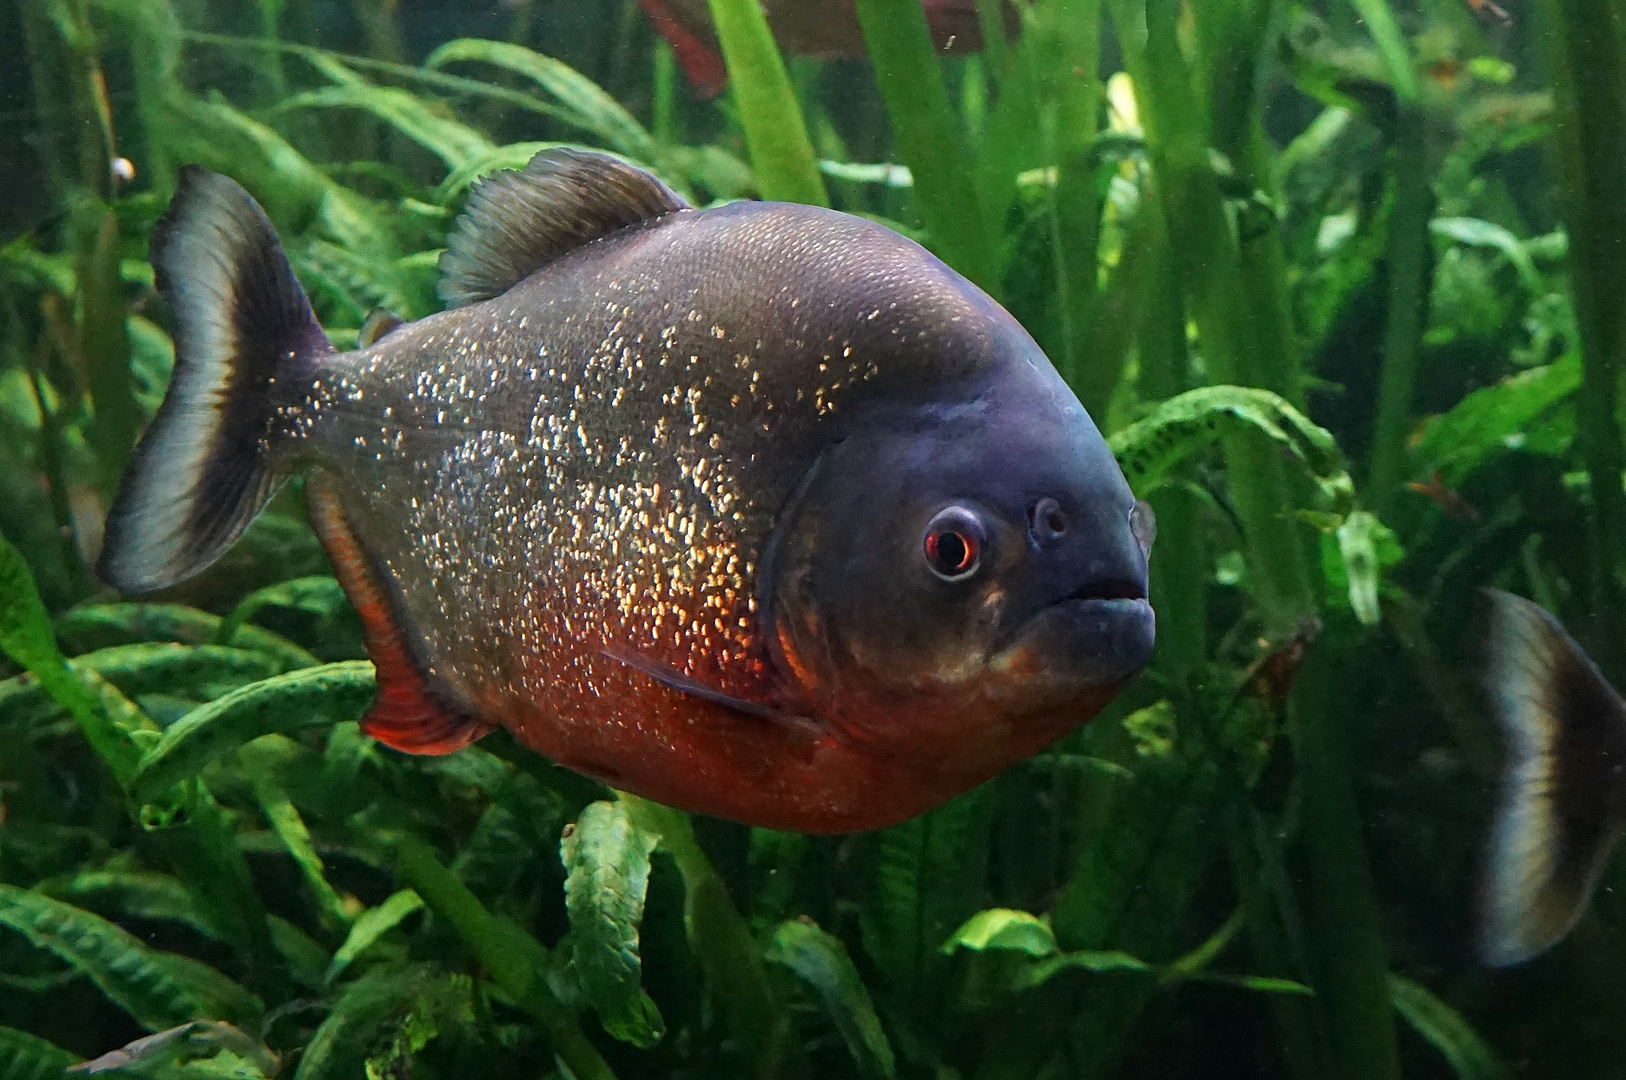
[54,604,316,670]
[1109,386,1353,511]
[561,800,665,1048]
[130,662,377,801]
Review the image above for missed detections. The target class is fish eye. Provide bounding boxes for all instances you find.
[923,506,986,581]
[1129,499,1157,556]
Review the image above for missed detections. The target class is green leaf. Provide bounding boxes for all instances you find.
[1348,0,1419,101]
[36,871,217,940]
[1161,906,1244,983]
[817,161,914,187]
[0,1027,79,1080]
[0,886,261,1031]
[860,789,992,1005]
[1387,974,1512,1080]
[1,645,279,739]
[392,835,552,1019]
[215,577,349,648]
[392,835,617,1079]
[766,919,895,1080]
[942,909,1058,958]
[293,965,444,1080]
[1198,973,1314,996]
[67,1020,277,1076]
[270,85,496,171]
[1109,386,1354,511]
[80,644,286,700]
[1027,949,1151,981]
[943,924,1150,1010]
[130,662,376,801]
[241,741,352,929]
[453,771,565,905]
[54,604,317,670]
[271,917,334,991]
[1052,731,1222,967]
[618,795,782,1067]
[561,801,665,1048]
[149,789,282,980]
[326,890,423,984]
[361,975,473,1080]
[164,95,393,254]
[1432,217,1544,295]
[1411,355,1581,485]
[0,529,142,783]
[1335,512,1398,626]
[423,40,660,168]
[851,0,993,286]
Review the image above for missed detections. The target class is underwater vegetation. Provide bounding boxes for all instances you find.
[3,0,1626,1077]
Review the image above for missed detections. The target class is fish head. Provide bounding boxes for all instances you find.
[760,369,1155,767]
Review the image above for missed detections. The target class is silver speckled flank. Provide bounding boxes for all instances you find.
[281,202,999,752]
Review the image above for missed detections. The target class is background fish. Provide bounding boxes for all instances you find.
[100,149,1155,833]
[636,0,1016,98]
[1479,589,1626,965]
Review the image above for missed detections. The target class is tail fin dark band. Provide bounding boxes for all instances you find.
[1478,589,1626,966]
[100,166,330,594]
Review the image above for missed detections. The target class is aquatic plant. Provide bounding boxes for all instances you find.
[0,0,1615,1076]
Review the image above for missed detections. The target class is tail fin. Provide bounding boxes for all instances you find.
[1478,589,1626,966]
[100,166,331,594]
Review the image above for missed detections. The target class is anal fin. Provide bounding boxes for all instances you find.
[305,472,491,755]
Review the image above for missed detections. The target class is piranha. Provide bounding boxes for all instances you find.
[1478,589,1626,965]
[100,149,1156,833]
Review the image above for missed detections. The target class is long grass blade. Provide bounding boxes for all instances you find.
[1542,0,1626,673]
[703,0,827,206]
[852,0,993,288]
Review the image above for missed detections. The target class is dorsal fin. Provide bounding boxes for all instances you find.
[437,149,690,308]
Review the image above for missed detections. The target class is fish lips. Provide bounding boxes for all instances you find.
[992,587,1156,690]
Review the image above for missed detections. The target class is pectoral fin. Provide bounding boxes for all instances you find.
[600,647,821,737]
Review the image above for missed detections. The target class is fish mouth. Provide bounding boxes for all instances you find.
[1058,577,1147,605]
[991,575,1155,687]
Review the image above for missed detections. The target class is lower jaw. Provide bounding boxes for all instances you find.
[990,596,1155,685]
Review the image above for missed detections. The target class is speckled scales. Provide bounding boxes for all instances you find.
[288,202,1020,826]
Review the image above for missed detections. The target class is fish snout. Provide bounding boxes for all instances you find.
[1057,496,1153,605]
[1009,495,1156,686]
